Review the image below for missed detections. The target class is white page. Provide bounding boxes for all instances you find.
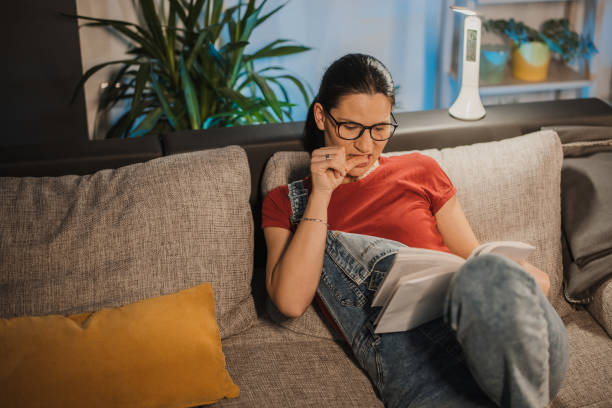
[371,247,464,307]
[374,265,447,325]
[374,266,456,334]
[468,241,535,263]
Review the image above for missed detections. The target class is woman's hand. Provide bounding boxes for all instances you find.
[310,146,368,196]
[519,261,551,297]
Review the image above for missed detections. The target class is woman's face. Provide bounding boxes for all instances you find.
[314,92,392,179]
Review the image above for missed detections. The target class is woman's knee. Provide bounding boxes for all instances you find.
[445,254,541,337]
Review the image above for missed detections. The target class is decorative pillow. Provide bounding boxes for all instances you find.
[261,130,566,335]
[0,283,239,407]
[0,146,255,339]
[561,152,612,303]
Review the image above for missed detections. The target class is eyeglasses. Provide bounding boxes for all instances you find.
[324,108,398,141]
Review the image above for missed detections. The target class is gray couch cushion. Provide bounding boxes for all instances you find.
[561,152,612,304]
[587,277,612,338]
[551,309,612,407]
[261,130,567,334]
[0,146,255,339]
[217,318,383,407]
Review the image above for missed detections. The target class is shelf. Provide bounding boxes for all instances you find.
[437,0,600,107]
[450,59,592,96]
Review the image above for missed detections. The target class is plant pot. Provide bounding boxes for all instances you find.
[512,42,551,81]
[480,45,510,84]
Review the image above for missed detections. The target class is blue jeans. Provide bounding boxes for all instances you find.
[286,179,568,407]
[316,230,569,408]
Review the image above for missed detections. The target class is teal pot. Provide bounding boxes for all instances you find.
[480,45,510,84]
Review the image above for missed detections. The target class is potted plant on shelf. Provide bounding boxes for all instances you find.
[70,0,312,138]
[483,18,597,82]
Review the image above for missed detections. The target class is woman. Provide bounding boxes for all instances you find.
[262,54,568,407]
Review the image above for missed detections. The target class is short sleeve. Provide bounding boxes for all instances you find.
[420,155,457,214]
[261,185,292,230]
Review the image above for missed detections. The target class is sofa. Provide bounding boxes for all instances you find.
[1,98,611,407]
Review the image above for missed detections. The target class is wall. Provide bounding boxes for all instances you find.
[76,0,612,140]
[76,0,443,139]
[75,0,139,140]
[0,0,88,146]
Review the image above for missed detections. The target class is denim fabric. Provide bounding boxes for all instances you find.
[287,180,569,408]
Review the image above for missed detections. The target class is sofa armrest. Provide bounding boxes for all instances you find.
[587,277,612,338]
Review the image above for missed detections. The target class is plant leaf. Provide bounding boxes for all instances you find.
[247,43,311,61]
[239,0,262,42]
[216,87,257,110]
[129,63,151,117]
[128,107,164,138]
[220,40,249,55]
[186,0,206,31]
[186,29,210,70]
[150,73,180,130]
[79,20,165,62]
[255,2,286,28]
[166,0,177,79]
[251,72,282,120]
[180,56,202,129]
[276,74,311,107]
[168,0,188,26]
[141,0,167,51]
[106,111,134,139]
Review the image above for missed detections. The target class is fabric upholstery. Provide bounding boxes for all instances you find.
[587,277,612,338]
[561,152,612,303]
[0,146,255,338]
[551,309,612,407]
[0,283,239,407]
[217,318,383,407]
[261,130,567,335]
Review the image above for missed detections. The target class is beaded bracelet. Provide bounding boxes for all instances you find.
[300,217,329,227]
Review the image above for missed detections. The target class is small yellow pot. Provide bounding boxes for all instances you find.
[512,42,551,81]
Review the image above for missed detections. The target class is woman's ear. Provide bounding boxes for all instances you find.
[313,102,326,131]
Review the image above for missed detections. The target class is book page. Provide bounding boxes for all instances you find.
[374,266,456,334]
[371,247,464,307]
[468,241,535,263]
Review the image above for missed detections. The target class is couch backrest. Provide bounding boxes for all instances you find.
[1,98,612,273]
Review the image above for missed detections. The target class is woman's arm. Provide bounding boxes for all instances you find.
[265,147,369,318]
[265,191,330,318]
[435,195,550,297]
[434,195,480,259]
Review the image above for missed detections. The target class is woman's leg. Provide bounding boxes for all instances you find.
[444,254,569,407]
[318,231,495,407]
[370,317,496,408]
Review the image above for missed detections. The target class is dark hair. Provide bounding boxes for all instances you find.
[303,54,396,152]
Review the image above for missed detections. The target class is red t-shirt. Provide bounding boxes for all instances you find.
[262,153,457,253]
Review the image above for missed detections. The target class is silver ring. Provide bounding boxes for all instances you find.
[325,154,330,160]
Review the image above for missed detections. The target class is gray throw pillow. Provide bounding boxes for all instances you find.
[0,146,256,339]
[562,151,612,303]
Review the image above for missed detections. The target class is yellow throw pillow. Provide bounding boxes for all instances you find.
[0,282,239,407]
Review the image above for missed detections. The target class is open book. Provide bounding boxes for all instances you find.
[372,241,535,334]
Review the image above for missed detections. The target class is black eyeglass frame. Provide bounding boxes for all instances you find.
[324,107,398,141]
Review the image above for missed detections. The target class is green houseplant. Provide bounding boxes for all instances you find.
[71,0,312,138]
[483,18,597,82]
